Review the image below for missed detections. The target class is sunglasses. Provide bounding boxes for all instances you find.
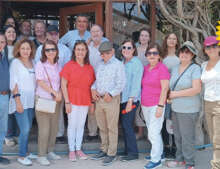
[122,46,133,50]
[205,44,218,50]
[146,51,159,56]
[45,48,57,52]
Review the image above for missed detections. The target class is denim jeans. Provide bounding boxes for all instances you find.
[120,101,139,157]
[6,114,19,139]
[15,108,35,157]
[0,94,9,155]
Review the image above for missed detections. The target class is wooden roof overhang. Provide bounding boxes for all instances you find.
[0,0,156,42]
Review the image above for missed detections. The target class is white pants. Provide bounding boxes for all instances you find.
[57,101,65,137]
[142,105,164,163]
[67,105,88,151]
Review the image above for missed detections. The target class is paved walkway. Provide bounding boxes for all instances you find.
[0,148,212,169]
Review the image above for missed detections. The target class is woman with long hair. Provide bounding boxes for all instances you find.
[60,41,95,162]
[9,39,36,166]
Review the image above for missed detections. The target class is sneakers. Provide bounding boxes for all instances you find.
[48,152,61,160]
[144,161,162,169]
[120,155,138,162]
[166,160,186,168]
[102,155,116,166]
[5,138,16,147]
[76,150,88,160]
[0,156,10,165]
[145,153,165,162]
[91,151,107,160]
[69,151,77,162]
[27,153,38,160]
[37,156,50,166]
[187,166,195,169]
[17,157,32,166]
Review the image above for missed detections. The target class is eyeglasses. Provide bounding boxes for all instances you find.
[45,48,57,52]
[122,46,133,50]
[146,51,159,56]
[205,44,218,50]
[76,40,86,43]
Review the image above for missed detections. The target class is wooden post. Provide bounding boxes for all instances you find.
[95,2,104,27]
[150,0,156,43]
[105,0,113,41]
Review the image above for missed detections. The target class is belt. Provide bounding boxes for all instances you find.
[0,91,9,95]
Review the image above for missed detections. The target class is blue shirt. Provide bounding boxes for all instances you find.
[121,57,143,103]
[0,48,9,92]
[92,56,126,97]
[59,29,91,51]
[170,63,201,113]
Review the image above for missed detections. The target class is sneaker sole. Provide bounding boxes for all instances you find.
[102,158,117,166]
[90,156,106,161]
[144,163,162,169]
[69,158,77,162]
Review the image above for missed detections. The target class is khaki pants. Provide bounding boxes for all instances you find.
[204,101,220,168]
[36,100,61,157]
[95,95,120,156]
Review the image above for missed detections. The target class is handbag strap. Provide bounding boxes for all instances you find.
[42,64,53,90]
[171,63,194,91]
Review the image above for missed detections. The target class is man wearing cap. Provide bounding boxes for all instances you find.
[91,41,126,166]
[87,24,108,141]
[0,33,10,165]
[35,25,71,144]
[59,14,90,51]
[167,41,201,169]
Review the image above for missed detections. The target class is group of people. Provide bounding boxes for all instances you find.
[0,13,219,169]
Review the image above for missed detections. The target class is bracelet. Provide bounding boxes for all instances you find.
[158,104,164,108]
[13,93,21,98]
[65,102,70,104]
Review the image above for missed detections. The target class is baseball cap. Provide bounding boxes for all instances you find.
[203,36,218,47]
[47,25,59,33]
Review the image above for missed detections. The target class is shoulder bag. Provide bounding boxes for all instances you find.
[165,63,194,119]
[35,64,57,113]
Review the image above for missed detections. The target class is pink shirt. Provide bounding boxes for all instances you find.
[141,62,170,107]
[35,61,62,99]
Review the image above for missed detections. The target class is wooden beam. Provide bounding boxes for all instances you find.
[95,2,104,27]
[4,0,143,2]
[150,0,156,43]
[105,0,113,41]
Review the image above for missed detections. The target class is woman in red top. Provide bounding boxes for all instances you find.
[60,41,95,162]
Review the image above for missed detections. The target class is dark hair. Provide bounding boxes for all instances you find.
[2,15,16,27]
[13,38,35,59]
[3,25,17,45]
[178,46,198,63]
[71,41,90,64]
[162,32,180,58]
[121,39,138,57]
[76,14,89,21]
[41,40,59,63]
[139,28,151,44]
[145,42,162,60]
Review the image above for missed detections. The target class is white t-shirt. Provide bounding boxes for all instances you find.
[7,45,14,63]
[9,58,36,114]
[201,60,220,102]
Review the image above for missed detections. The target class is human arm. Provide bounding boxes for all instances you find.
[61,77,71,113]
[156,79,169,118]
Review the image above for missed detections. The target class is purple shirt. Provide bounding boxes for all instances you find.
[35,61,61,99]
